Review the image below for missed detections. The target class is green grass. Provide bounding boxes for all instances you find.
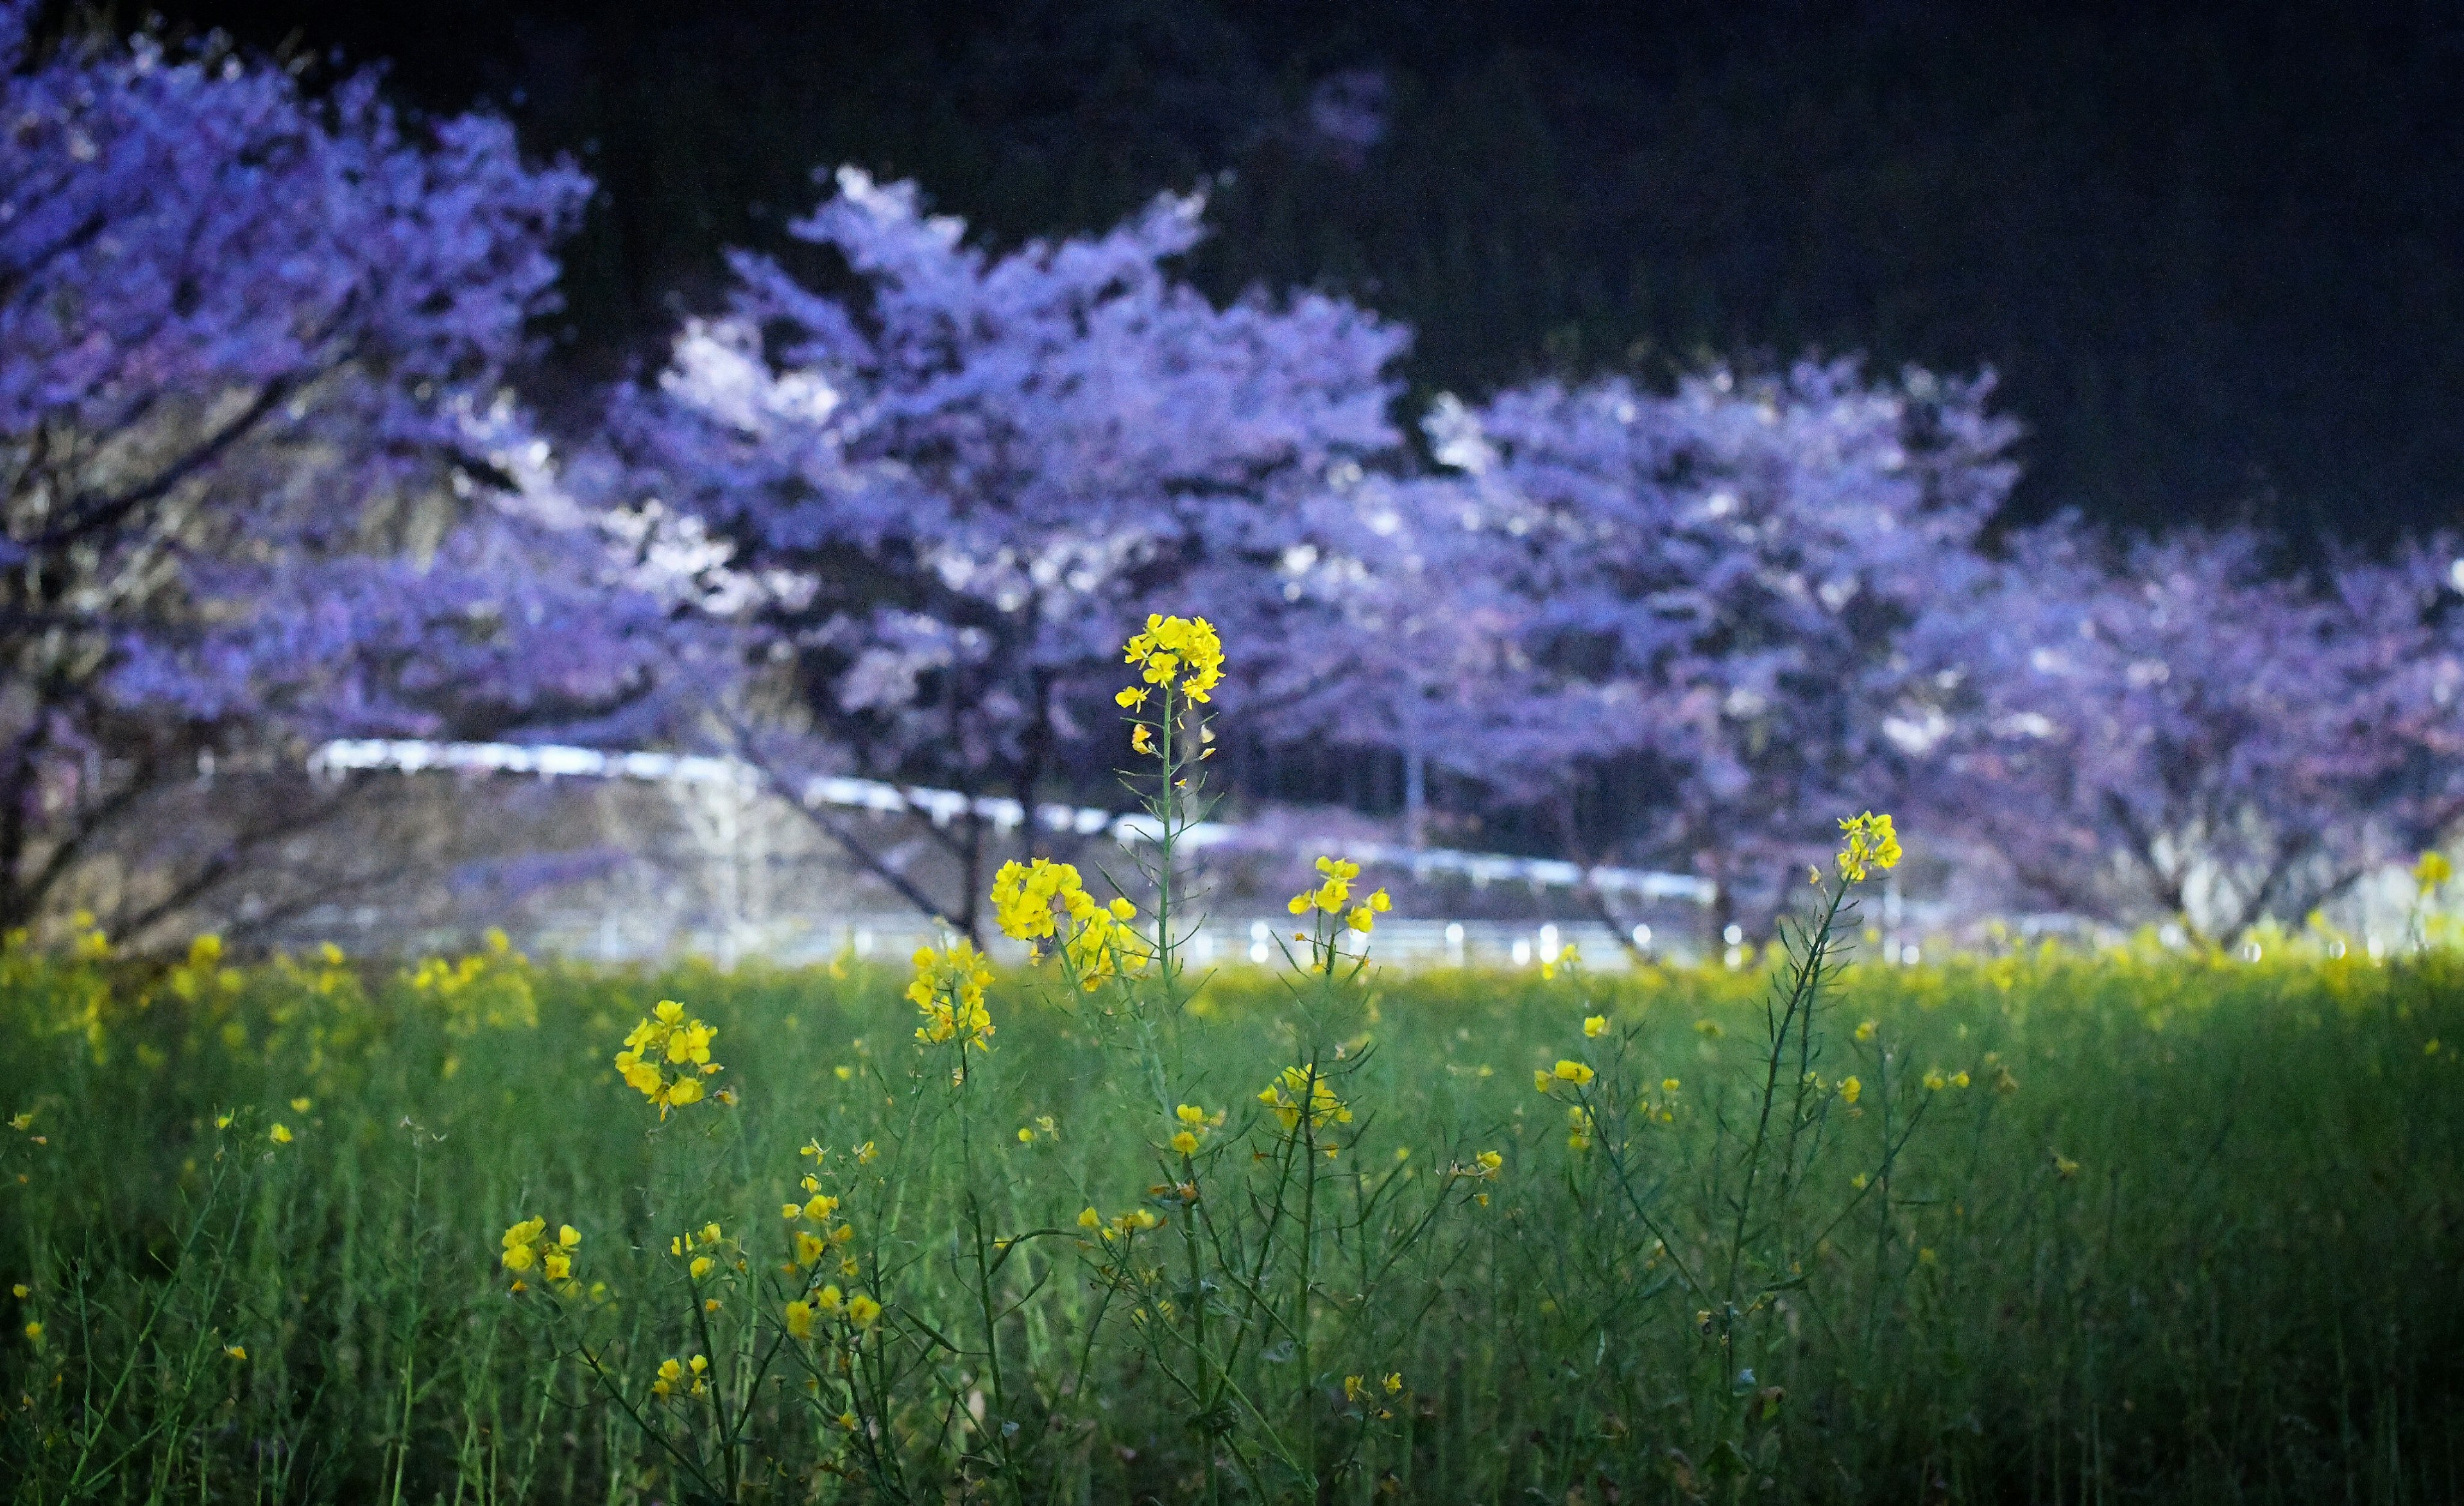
[2,932,2460,1504]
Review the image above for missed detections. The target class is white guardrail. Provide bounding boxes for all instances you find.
[308,738,1716,905]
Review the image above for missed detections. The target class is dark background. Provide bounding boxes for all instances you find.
[60,0,2464,543]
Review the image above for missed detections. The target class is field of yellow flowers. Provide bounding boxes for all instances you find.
[5,618,2463,1505]
[3,923,2462,1504]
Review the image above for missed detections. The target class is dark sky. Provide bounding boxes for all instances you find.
[105,0,2464,543]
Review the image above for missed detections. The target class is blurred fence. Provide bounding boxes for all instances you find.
[524,909,1697,971]
[309,739,1722,966]
[310,739,1716,903]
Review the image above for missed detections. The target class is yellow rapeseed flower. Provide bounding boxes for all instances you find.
[1835,812,1903,883]
[1258,1065,1352,1134]
[2417,851,2452,896]
[784,1299,815,1340]
[1839,1075,1861,1105]
[908,939,997,1048]
[1122,614,1225,703]
[268,1123,293,1145]
[990,858,1149,987]
[1552,1059,1595,1086]
[846,1293,883,1327]
[613,1000,724,1118]
[1582,1014,1608,1038]
[501,1217,548,1274]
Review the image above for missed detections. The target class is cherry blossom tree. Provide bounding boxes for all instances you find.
[1281,360,2019,934]
[0,10,679,941]
[1919,520,2464,939]
[620,167,1407,934]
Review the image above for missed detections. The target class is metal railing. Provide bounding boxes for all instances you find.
[311,738,1718,905]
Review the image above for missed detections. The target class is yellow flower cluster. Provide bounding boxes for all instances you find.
[651,1354,709,1399]
[499,1217,581,1288]
[1118,613,1224,705]
[782,1172,860,1275]
[1286,857,1390,933]
[1258,1065,1352,1136]
[989,858,1149,988]
[907,941,996,1048]
[670,1222,739,1290]
[2417,850,2452,896]
[1167,1102,1216,1156]
[989,857,1081,943]
[1532,1059,1595,1093]
[1835,811,1903,882]
[783,1285,882,1339]
[613,1000,723,1118]
[1076,1204,1165,1241]
[1343,1373,1405,1407]
[409,928,537,1036]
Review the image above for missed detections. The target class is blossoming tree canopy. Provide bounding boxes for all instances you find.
[1278,358,2019,925]
[1925,518,2464,937]
[0,7,676,937]
[623,166,1409,931]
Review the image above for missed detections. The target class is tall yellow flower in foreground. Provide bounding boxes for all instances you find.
[1835,812,1903,883]
[613,1000,724,1117]
[1121,614,1225,703]
[909,941,997,1048]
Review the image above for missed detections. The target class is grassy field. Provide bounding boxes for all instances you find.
[1,923,2460,1505]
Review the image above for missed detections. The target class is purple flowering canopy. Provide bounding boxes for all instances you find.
[620,168,1407,930]
[0,8,683,936]
[1917,520,2464,939]
[1274,360,2019,930]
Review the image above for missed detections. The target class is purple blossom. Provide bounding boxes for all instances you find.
[0,9,693,935]
[620,167,1408,932]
